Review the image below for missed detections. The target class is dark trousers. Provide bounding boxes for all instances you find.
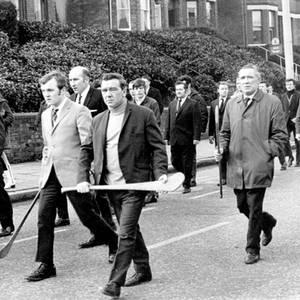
[94,191,116,230]
[0,172,14,229]
[287,123,300,164]
[278,139,293,165]
[36,168,118,265]
[234,188,276,255]
[56,193,69,220]
[171,143,194,188]
[191,146,197,181]
[107,190,149,286]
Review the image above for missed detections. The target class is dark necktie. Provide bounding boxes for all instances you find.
[244,97,250,107]
[177,98,182,113]
[51,108,58,127]
[219,98,224,111]
[78,94,82,104]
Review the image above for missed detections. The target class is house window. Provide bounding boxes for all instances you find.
[117,0,131,30]
[206,0,216,26]
[187,1,197,27]
[153,3,162,29]
[140,0,150,30]
[252,10,263,43]
[269,10,276,42]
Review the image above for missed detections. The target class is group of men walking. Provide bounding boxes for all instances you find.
[1,62,300,298]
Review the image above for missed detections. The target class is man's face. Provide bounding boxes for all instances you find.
[175,84,187,98]
[286,80,295,91]
[238,68,259,96]
[134,86,146,100]
[218,84,228,98]
[40,78,63,107]
[259,83,268,94]
[69,69,88,94]
[101,79,126,110]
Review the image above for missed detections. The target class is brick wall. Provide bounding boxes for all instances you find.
[5,113,43,164]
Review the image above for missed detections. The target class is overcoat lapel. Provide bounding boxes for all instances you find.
[176,97,189,118]
[52,99,72,134]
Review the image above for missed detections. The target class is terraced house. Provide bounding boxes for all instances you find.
[7,0,217,30]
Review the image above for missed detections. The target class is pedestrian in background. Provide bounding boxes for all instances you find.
[282,78,300,167]
[208,81,229,185]
[216,64,287,264]
[165,79,201,194]
[0,93,14,237]
[76,73,168,298]
[177,75,208,187]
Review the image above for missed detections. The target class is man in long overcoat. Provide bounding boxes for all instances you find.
[216,64,287,264]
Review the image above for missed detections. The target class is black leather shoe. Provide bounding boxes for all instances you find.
[125,269,152,287]
[79,235,106,249]
[102,282,121,298]
[244,253,260,264]
[0,226,14,237]
[262,219,277,246]
[54,218,70,227]
[26,263,56,282]
[182,187,191,194]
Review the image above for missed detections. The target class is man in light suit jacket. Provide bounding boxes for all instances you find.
[208,81,230,185]
[164,80,202,194]
[26,71,118,282]
[76,73,168,298]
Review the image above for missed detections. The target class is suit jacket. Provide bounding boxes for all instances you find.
[282,90,300,130]
[164,97,201,146]
[190,89,208,133]
[71,87,107,117]
[147,86,163,114]
[78,102,168,185]
[40,98,92,188]
[208,97,229,138]
[136,96,161,126]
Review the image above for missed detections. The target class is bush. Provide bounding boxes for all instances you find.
[0,22,285,111]
[0,0,17,39]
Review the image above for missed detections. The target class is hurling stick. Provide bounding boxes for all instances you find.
[0,190,41,259]
[62,172,185,193]
[215,106,223,199]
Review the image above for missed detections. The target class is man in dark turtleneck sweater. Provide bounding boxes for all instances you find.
[282,78,300,166]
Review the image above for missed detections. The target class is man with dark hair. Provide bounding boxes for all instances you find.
[77,72,168,298]
[281,78,300,167]
[208,81,229,185]
[216,64,287,264]
[177,75,208,187]
[26,71,118,282]
[141,75,164,114]
[165,80,201,194]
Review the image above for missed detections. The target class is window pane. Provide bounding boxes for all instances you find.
[118,10,130,29]
[269,11,275,27]
[118,0,129,10]
[252,11,262,27]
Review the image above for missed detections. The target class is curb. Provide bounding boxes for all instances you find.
[9,156,217,204]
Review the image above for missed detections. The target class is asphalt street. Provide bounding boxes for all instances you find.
[1,161,300,300]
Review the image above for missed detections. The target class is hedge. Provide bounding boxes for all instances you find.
[0,21,285,112]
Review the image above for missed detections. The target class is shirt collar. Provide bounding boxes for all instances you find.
[78,84,90,101]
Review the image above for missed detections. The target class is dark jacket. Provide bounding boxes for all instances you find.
[164,96,201,146]
[220,90,288,189]
[190,89,208,133]
[135,96,161,126]
[147,86,163,114]
[281,90,300,130]
[78,102,168,185]
[208,97,229,138]
[0,97,13,151]
[71,87,107,117]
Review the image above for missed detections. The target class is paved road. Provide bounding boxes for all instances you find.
[1,162,300,300]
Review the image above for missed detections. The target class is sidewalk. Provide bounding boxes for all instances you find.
[7,139,216,203]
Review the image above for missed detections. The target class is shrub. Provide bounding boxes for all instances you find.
[0,0,17,39]
[0,22,286,111]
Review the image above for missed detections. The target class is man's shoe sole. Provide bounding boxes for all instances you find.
[26,273,56,282]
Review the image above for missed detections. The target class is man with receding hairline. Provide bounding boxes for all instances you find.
[216,64,287,264]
